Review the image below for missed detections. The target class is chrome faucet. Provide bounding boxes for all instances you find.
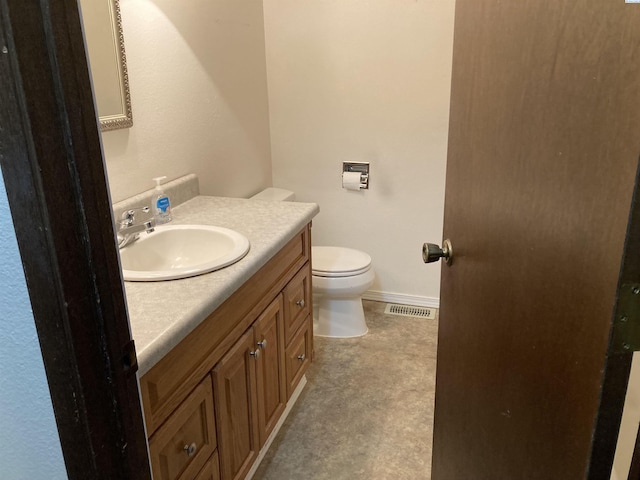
[117,206,156,248]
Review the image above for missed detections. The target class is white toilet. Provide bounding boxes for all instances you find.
[251,188,374,338]
[312,246,374,337]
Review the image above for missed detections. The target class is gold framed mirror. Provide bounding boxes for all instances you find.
[80,0,133,131]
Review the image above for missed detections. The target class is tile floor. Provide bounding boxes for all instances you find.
[253,300,438,480]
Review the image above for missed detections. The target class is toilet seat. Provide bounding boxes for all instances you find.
[312,246,372,278]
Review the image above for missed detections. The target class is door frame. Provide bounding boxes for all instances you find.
[0,1,150,478]
[589,162,640,477]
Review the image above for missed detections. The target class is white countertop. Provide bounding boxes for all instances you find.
[125,196,319,376]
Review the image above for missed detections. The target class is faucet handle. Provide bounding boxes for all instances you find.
[120,206,150,226]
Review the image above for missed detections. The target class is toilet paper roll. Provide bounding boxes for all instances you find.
[342,171,362,191]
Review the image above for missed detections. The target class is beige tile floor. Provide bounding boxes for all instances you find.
[253,300,438,480]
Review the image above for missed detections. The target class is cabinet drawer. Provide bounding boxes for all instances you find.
[285,316,312,398]
[194,451,220,480]
[283,266,311,346]
[149,377,217,480]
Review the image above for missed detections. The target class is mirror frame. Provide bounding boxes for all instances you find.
[96,0,133,131]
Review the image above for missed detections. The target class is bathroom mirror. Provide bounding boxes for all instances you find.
[80,0,133,131]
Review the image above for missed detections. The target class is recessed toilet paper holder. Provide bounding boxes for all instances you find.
[343,162,370,190]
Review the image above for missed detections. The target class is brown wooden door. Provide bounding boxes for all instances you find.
[254,295,287,447]
[432,1,640,479]
[212,330,259,480]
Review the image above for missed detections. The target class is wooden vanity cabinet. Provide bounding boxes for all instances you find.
[141,225,313,480]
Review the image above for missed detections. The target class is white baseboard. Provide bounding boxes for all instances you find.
[362,290,440,309]
[245,375,308,480]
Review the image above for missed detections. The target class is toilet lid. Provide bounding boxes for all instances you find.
[312,246,372,278]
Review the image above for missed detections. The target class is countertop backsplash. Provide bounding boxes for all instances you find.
[111,173,200,222]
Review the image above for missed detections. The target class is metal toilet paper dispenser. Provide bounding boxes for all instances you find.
[342,162,370,190]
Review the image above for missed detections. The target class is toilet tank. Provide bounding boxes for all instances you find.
[250,187,295,202]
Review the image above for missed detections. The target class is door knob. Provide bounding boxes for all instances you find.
[422,239,453,265]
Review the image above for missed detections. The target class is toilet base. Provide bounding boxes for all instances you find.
[313,295,368,338]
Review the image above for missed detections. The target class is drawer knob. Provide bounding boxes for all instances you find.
[183,442,197,457]
[257,339,267,349]
[297,354,306,362]
[250,349,261,360]
[296,299,305,308]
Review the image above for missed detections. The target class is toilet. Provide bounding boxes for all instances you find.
[251,188,374,338]
[311,246,374,337]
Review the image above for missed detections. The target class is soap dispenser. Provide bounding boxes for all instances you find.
[152,176,172,224]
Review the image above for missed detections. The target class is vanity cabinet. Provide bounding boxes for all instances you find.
[141,225,313,480]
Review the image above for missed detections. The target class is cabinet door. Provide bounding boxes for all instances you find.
[194,451,220,480]
[212,329,259,480]
[253,295,286,447]
[286,316,313,398]
[148,377,216,480]
[283,266,311,346]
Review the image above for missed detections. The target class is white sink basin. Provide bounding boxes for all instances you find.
[120,225,250,281]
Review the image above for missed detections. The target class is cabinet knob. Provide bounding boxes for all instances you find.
[250,349,261,360]
[183,442,197,457]
[296,299,305,308]
[257,339,267,349]
[297,354,306,362]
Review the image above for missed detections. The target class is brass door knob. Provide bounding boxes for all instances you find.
[422,239,453,265]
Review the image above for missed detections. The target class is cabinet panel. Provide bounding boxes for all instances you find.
[253,295,286,447]
[286,316,312,398]
[149,377,216,480]
[194,451,220,480]
[213,330,259,480]
[283,266,311,346]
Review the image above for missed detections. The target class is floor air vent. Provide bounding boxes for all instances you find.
[384,303,437,319]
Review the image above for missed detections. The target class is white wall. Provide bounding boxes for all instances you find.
[263,0,456,304]
[101,0,273,202]
[0,173,67,479]
[100,0,456,303]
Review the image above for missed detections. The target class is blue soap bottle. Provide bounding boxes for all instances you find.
[152,176,172,224]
